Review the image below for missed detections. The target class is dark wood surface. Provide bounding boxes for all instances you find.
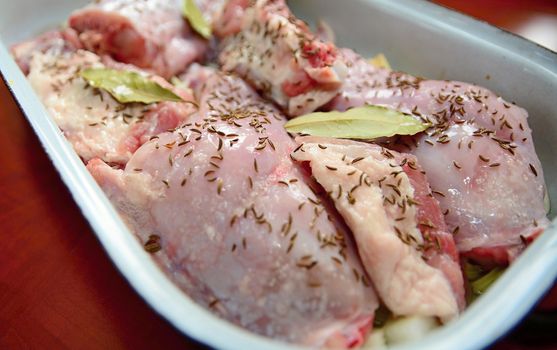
[0,79,201,349]
[1,1,556,349]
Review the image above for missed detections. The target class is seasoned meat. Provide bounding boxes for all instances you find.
[197,0,250,38]
[87,71,378,347]
[292,138,463,321]
[68,0,208,78]
[326,49,548,261]
[219,0,347,116]
[11,0,553,346]
[27,49,196,164]
[177,62,217,98]
[11,28,82,75]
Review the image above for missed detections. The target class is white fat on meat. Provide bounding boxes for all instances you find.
[219,0,347,116]
[87,72,378,348]
[27,49,196,164]
[293,139,459,322]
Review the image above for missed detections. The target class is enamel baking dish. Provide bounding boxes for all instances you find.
[1,0,556,349]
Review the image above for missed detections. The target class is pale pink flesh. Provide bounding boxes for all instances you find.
[26,48,196,165]
[327,49,548,259]
[219,0,347,116]
[400,151,466,311]
[10,28,82,75]
[12,0,552,345]
[293,137,463,321]
[199,0,250,38]
[87,72,377,347]
[68,0,208,79]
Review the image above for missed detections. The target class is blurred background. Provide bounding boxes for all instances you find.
[434,0,557,52]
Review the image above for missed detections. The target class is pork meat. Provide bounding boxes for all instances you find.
[11,28,82,75]
[219,0,347,116]
[68,0,208,79]
[27,49,196,164]
[326,49,548,261]
[292,137,464,321]
[87,71,378,347]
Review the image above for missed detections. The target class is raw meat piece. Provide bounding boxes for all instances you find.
[27,49,196,164]
[11,28,82,75]
[68,0,208,79]
[403,156,465,311]
[177,62,217,98]
[292,137,462,321]
[197,0,250,38]
[219,0,347,116]
[87,71,378,347]
[326,49,548,260]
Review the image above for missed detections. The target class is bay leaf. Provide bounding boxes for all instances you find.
[284,105,428,139]
[183,0,212,39]
[80,68,184,104]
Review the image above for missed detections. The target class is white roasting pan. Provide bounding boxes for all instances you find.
[1,0,556,349]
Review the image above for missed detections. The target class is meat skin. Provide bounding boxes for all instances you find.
[88,71,378,347]
[326,49,549,261]
[10,0,552,345]
[199,0,251,38]
[11,28,82,75]
[292,138,463,321]
[69,0,208,79]
[219,0,347,116]
[26,49,196,165]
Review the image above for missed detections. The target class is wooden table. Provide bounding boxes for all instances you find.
[0,79,203,348]
[1,1,555,349]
